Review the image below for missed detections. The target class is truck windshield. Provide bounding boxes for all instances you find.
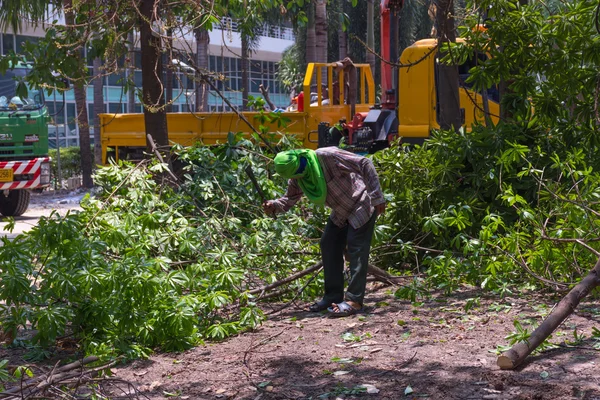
[0,68,44,111]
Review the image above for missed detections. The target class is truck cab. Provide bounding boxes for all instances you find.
[0,62,51,216]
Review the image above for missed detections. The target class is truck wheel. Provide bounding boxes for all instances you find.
[0,190,31,217]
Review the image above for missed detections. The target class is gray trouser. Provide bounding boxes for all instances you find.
[320,211,378,306]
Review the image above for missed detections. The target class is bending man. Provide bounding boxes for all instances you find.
[263,147,386,317]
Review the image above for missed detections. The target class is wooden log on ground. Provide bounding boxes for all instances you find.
[497,256,600,370]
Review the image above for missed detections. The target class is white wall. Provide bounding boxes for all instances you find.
[208,30,294,62]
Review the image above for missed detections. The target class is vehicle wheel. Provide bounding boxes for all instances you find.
[0,190,31,217]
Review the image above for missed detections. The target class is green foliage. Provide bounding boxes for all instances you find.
[276,44,304,94]
[0,136,327,359]
[0,360,10,387]
[374,122,600,293]
[368,0,600,301]
[49,147,84,185]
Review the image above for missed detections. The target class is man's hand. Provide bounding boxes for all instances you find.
[263,200,277,216]
[375,202,386,215]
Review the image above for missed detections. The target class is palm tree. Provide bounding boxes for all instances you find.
[92,0,104,165]
[231,1,265,111]
[127,31,136,113]
[306,2,316,64]
[338,0,347,60]
[435,0,461,131]
[366,0,375,74]
[139,0,168,148]
[315,0,327,82]
[62,0,93,187]
[195,26,210,112]
[92,55,103,164]
[165,27,173,113]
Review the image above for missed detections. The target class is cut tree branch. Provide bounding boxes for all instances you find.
[0,356,103,398]
[497,256,600,369]
[259,84,276,111]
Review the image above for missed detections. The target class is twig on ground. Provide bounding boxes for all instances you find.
[243,329,287,368]
[249,262,323,296]
[266,266,324,315]
[369,351,418,377]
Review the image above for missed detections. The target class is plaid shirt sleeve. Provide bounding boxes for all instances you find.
[271,178,303,213]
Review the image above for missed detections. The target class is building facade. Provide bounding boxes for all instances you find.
[1,16,295,148]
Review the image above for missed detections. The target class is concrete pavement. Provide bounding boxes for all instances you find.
[0,192,84,240]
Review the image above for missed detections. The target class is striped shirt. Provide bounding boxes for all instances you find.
[272,147,385,228]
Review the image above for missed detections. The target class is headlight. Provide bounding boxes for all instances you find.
[40,162,50,184]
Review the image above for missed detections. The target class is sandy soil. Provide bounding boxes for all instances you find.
[112,284,600,400]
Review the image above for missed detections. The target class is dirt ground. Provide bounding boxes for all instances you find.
[111,284,600,400]
[2,193,600,399]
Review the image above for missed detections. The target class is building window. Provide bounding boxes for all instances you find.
[88,104,97,125]
[134,51,142,69]
[108,103,124,114]
[16,35,38,54]
[66,103,77,131]
[108,73,126,86]
[134,71,142,87]
[2,34,14,55]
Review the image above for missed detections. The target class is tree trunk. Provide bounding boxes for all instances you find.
[92,56,104,165]
[139,0,169,150]
[315,0,328,82]
[64,0,93,188]
[338,3,347,60]
[127,31,136,113]
[195,27,210,112]
[165,28,173,113]
[306,2,316,64]
[241,36,249,111]
[366,0,376,75]
[435,0,461,132]
[497,257,600,370]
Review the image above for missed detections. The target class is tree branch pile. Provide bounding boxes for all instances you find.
[0,356,145,399]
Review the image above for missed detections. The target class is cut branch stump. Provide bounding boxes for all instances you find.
[497,256,600,370]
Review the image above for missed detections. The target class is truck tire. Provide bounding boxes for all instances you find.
[0,190,31,217]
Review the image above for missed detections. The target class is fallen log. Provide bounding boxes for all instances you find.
[497,256,600,370]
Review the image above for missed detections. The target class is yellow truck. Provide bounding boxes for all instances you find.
[100,39,499,164]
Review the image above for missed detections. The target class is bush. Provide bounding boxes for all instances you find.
[49,147,82,186]
[0,135,327,359]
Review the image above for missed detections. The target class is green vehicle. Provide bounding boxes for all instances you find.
[0,63,51,216]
